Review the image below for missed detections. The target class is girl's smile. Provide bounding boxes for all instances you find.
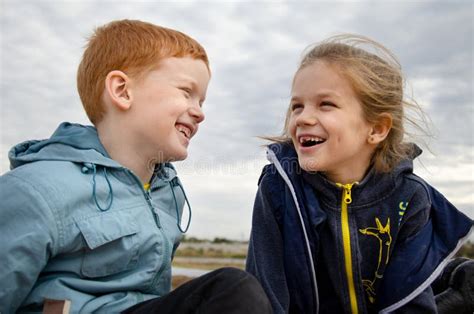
[289,60,377,184]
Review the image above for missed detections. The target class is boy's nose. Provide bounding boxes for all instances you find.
[189,105,205,123]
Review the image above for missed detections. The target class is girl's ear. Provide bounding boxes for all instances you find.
[104,70,132,111]
[368,113,393,144]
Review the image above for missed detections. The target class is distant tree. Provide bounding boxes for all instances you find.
[212,237,232,244]
[456,241,474,259]
[181,236,206,243]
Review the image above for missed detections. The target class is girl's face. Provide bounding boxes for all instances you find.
[288,61,377,184]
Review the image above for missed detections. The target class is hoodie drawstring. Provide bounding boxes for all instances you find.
[82,163,114,211]
[82,163,186,226]
[170,177,192,233]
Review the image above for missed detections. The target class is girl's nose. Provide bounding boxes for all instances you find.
[295,108,317,127]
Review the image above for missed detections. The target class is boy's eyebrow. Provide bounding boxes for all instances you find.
[177,76,199,90]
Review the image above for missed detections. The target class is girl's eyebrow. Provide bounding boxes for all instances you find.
[317,91,339,98]
[290,96,301,102]
[291,90,340,101]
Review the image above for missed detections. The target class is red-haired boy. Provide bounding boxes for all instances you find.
[0,20,271,313]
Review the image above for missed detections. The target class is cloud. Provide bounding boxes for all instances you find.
[175,158,266,240]
[1,1,472,240]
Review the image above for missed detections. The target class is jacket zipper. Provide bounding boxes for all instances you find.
[129,171,171,292]
[145,189,171,291]
[336,182,359,314]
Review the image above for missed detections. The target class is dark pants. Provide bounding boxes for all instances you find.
[123,267,272,314]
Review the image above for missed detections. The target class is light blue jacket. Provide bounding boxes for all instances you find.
[0,122,188,313]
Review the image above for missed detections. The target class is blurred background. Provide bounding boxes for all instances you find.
[1,1,472,245]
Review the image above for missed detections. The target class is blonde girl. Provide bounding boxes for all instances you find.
[246,34,473,314]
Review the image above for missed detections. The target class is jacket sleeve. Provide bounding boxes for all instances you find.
[377,180,473,313]
[246,174,289,314]
[0,173,58,312]
[391,206,438,314]
[393,286,437,313]
[382,183,437,313]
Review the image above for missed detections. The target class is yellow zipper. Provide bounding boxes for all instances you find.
[336,182,359,314]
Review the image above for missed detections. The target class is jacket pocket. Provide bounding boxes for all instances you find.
[75,209,140,278]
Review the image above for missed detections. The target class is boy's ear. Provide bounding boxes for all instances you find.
[368,113,393,144]
[104,70,132,111]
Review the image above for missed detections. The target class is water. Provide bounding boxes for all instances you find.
[173,267,210,277]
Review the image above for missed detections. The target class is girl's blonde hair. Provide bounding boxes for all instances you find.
[270,34,429,173]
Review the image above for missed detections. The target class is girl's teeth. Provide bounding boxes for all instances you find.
[299,136,326,147]
[300,136,321,144]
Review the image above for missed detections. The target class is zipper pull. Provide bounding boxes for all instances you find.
[144,186,162,228]
[336,183,357,204]
[144,183,153,201]
[144,190,151,201]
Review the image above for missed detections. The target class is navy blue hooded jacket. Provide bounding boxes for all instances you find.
[246,143,473,314]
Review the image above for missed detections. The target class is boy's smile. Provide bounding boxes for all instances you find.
[176,123,193,140]
[127,57,210,164]
[289,61,376,184]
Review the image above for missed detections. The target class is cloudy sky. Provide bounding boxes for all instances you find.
[1,1,472,240]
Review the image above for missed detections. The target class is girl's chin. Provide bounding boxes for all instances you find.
[298,159,320,172]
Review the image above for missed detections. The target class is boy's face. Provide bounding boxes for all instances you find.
[288,61,376,184]
[128,57,210,164]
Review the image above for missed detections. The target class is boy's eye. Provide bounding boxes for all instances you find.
[291,103,303,111]
[180,87,192,98]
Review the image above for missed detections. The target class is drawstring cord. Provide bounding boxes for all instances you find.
[90,164,114,211]
[82,163,186,229]
[169,177,192,233]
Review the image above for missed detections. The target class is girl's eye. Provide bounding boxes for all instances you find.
[320,101,335,107]
[291,103,303,111]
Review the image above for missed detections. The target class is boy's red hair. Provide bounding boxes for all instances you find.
[77,19,209,124]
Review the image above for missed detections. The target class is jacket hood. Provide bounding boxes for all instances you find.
[9,122,119,170]
[267,142,422,175]
[264,142,473,313]
[266,142,423,207]
[7,122,185,215]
